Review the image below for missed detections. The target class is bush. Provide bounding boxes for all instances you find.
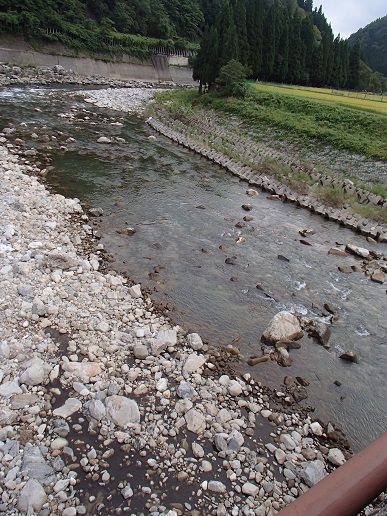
[215,59,247,98]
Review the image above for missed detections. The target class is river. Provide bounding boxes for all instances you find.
[1,85,386,452]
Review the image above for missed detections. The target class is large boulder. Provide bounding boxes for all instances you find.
[261,311,304,345]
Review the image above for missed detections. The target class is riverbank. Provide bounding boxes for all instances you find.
[0,80,372,515]
[77,87,387,244]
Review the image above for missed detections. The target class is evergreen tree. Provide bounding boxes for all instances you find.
[262,2,276,79]
[193,25,219,91]
[246,0,264,78]
[231,0,249,66]
[272,1,289,83]
[347,40,361,89]
[216,1,239,67]
[287,10,302,83]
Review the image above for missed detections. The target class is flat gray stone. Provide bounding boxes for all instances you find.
[21,447,55,486]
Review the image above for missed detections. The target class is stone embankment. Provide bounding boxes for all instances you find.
[146,116,387,243]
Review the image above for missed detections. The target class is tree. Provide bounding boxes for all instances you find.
[193,25,219,92]
[215,59,247,97]
[347,40,361,89]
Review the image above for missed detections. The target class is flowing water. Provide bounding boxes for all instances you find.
[1,85,386,452]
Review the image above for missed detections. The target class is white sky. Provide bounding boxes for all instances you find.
[318,0,387,38]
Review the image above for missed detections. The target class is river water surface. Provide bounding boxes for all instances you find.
[1,86,386,452]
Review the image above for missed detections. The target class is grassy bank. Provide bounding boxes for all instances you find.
[153,86,387,223]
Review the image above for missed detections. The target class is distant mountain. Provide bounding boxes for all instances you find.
[348,15,387,77]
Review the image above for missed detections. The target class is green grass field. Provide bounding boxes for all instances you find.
[250,82,387,116]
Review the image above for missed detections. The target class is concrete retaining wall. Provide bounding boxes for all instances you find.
[0,47,195,84]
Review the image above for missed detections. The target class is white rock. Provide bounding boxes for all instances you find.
[121,485,133,499]
[53,398,82,418]
[88,399,106,421]
[183,353,207,374]
[280,434,297,450]
[208,481,226,494]
[18,479,47,512]
[185,408,206,434]
[327,448,346,466]
[128,284,142,298]
[97,136,112,144]
[242,482,259,496]
[300,459,327,487]
[156,378,168,392]
[216,408,232,424]
[310,422,323,436]
[63,362,102,380]
[192,442,205,458]
[105,395,140,428]
[275,448,286,464]
[201,460,213,472]
[186,333,204,350]
[19,364,46,386]
[0,379,22,397]
[228,380,242,396]
[261,311,304,344]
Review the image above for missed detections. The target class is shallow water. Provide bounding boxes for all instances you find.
[1,86,386,452]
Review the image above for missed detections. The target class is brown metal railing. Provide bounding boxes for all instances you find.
[278,432,387,516]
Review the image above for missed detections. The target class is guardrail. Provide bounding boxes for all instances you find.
[278,432,387,516]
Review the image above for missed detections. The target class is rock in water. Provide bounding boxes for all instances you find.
[261,311,304,345]
[339,351,359,363]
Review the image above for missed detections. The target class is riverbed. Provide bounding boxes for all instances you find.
[1,85,386,452]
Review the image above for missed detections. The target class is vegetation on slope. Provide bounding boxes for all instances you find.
[348,15,387,78]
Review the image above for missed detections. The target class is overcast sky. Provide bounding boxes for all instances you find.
[319,0,387,38]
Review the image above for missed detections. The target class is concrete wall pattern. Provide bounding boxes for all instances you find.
[0,47,195,84]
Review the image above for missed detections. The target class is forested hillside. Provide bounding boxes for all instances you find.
[0,0,219,56]
[0,0,384,91]
[348,15,387,78]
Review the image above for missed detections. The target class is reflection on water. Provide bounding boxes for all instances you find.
[1,86,386,452]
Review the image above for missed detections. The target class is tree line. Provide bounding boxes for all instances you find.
[193,0,368,92]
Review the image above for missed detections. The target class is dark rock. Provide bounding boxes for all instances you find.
[293,387,308,402]
[338,266,352,274]
[277,255,290,262]
[339,351,358,363]
[296,376,310,386]
[247,356,270,366]
[300,239,313,246]
[235,221,246,228]
[89,207,104,217]
[225,257,238,265]
[323,303,337,315]
[116,227,136,236]
[243,216,254,222]
[334,380,342,386]
[299,229,315,237]
[328,248,348,257]
[241,204,252,211]
[308,321,331,346]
